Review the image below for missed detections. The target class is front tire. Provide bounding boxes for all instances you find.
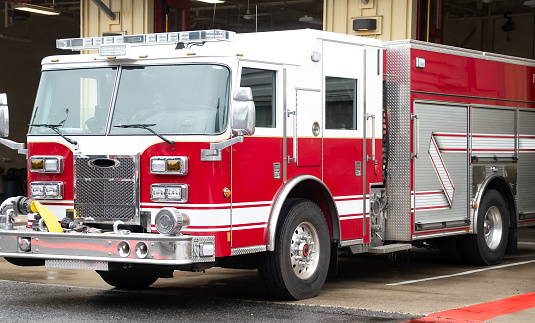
[97,270,159,289]
[462,189,509,265]
[259,199,330,300]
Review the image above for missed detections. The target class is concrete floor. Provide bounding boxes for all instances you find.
[1,229,535,321]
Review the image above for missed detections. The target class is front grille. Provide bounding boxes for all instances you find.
[74,155,139,224]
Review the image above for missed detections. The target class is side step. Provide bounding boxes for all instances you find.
[369,243,412,254]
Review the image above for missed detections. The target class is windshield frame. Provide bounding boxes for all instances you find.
[28,62,233,137]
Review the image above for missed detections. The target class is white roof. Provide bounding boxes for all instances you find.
[44,29,383,68]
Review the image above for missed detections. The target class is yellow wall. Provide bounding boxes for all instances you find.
[81,0,154,38]
[324,0,417,41]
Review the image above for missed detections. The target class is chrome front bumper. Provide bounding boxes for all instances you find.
[0,229,215,267]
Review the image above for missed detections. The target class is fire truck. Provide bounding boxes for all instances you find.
[0,29,534,300]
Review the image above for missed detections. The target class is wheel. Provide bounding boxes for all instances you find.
[4,257,45,267]
[97,270,158,289]
[259,199,330,300]
[462,189,509,265]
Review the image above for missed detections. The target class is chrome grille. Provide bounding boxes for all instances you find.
[74,155,139,224]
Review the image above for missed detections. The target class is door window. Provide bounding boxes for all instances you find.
[325,77,357,130]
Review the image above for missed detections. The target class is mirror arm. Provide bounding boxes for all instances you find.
[201,136,244,162]
[0,138,26,156]
[209,136,243,150]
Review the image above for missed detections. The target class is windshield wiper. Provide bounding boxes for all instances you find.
[114,124,175,149]
[30,124,78,146]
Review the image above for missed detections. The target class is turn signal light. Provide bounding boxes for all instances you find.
[150,156,188,175]
[29,156,64,173]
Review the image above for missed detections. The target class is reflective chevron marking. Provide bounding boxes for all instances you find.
[428,135,455,206]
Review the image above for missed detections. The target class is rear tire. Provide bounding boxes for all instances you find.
[97,270,158,289]
[259,199,330,300]
[462,189,509,265]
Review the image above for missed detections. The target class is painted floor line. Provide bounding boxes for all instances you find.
[387,259,535,286]
[408,292,535,322]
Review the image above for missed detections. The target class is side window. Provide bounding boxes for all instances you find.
[325,77,357,130]
[240,68,276,128]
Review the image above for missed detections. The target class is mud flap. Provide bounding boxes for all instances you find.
[327,239,338,278]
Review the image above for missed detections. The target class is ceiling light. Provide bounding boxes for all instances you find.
[197,0,225,3]
[524,0,535,8]
[299,15,322,26]
[14,3,61,16]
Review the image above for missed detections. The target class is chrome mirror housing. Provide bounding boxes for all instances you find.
[231,87,255,136]
[0,93,9,138]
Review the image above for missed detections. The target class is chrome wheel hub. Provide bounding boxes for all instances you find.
[484,206,503,250]
[290,221,319,279]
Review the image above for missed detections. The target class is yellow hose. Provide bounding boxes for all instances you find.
[30,201,63,233]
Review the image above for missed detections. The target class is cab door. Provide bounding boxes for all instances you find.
[231,63,283,250]
[322,42,382,244]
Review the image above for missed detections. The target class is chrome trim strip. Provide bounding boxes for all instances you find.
[340,238,363,247]
[283,67,288,183]
[230,245,267,256]
[362,48,367,237]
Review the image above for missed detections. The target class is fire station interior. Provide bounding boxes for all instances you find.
[0,0,533,202]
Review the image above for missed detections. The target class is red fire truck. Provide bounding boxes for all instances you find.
[0,29,534,300]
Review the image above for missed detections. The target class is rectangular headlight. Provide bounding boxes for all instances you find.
[150,157,188,175]
[30,182,64,199]
[150,184,188,203]
[29,156,64,173]
[30,183,45,197]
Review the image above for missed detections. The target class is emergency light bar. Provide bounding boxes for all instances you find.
[56,29,235,52]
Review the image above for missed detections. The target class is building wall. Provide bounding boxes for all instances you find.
[323,0,417,41]
[81,0,154,38]
[444,13,535,60]
[0,13,79,198]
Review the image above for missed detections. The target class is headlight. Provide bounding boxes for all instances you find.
[155,207,190,235]
[30,182,64,199]
[29,156,64,173]
[150,184,188,203]
[150,156,188,175]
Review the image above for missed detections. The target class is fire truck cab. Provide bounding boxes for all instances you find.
[0,29,534,300]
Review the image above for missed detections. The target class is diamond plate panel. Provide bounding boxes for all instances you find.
[74,155,139,223]
[383,41,412,241]
[45,259,109,271]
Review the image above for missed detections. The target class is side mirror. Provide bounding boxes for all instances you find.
[0,93,9,138]
[231,87,255,136]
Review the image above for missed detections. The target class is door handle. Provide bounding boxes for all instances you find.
[366,114,376,163]
[412,114,419,159]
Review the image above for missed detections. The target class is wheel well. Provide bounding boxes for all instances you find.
[484,178,517,231]
[286,179,340,241]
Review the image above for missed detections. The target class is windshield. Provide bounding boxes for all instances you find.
[29,67,117,135]
[110,64,230,135]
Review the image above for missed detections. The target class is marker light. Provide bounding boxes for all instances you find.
[30,182,64,199]
[150,184,188,203]
[150,157,188,175]
[29,156,64,173]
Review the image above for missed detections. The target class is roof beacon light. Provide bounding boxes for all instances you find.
[56,29,235,54]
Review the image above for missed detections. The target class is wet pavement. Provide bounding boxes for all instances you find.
[1,229,535,322]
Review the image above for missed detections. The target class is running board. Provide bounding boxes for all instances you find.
[369,243,412,254]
